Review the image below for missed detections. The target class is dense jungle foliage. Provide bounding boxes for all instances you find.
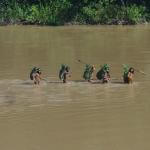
[0,0,150,25]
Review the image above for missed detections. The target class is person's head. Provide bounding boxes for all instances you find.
[91,65,95,71]
[37,68,41,74]
[129,67,134,74]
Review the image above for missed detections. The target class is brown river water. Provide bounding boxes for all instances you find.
[0,25,150,150]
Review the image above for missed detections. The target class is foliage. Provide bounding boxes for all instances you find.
[125,5,146,24]
[0,0,149,25]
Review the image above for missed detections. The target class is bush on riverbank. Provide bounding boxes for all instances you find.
[0,0,149,25]
[74,4,147,25]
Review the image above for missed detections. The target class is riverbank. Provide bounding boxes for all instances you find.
[0,1,150,26]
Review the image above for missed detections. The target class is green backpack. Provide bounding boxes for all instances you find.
[96,64,109,80]
[123,64,129,79]
[83,64,92,80]
[59,64,70,80]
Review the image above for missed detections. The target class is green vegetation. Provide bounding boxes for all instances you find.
[0,0,150,25]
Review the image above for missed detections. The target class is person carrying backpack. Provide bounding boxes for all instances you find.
[59,64,71,83]
[30,67,42,85]
[83,64,95,82]
[96,64,110,83]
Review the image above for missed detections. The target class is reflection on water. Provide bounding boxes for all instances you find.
[0,25,150,150]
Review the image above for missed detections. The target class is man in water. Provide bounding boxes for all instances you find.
[59,64,71,83]
[96,64,110,83]
[30,67,42,85]
[83,64,95,82]
[123,66,135,84]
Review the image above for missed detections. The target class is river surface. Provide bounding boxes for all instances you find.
[0,25,150,150]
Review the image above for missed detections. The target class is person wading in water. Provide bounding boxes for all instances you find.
[96,64,110,83]
[59,64,71,83]
[123,65,135,84]
[30,67,42,85]
[83,64,95,82]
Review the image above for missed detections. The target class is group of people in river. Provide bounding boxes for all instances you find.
[30,63,135,85]
[82,63,134,84]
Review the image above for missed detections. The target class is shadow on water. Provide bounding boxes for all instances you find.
[22,79,125,85]
[47,81,63,84]
[76,79,125,84]
[111,81,124,84]
[72,80,89,83]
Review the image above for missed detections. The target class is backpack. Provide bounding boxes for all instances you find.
[96,69,104,80]
[123,64,129,79]
[96,64,109,80]
[83,64,93,80]
[59,64,69,80]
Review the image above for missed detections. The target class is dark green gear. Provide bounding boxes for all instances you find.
[123,64,130,83]
[83,64,94,81]
[96,64,109,80]
[59,64,70,80]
